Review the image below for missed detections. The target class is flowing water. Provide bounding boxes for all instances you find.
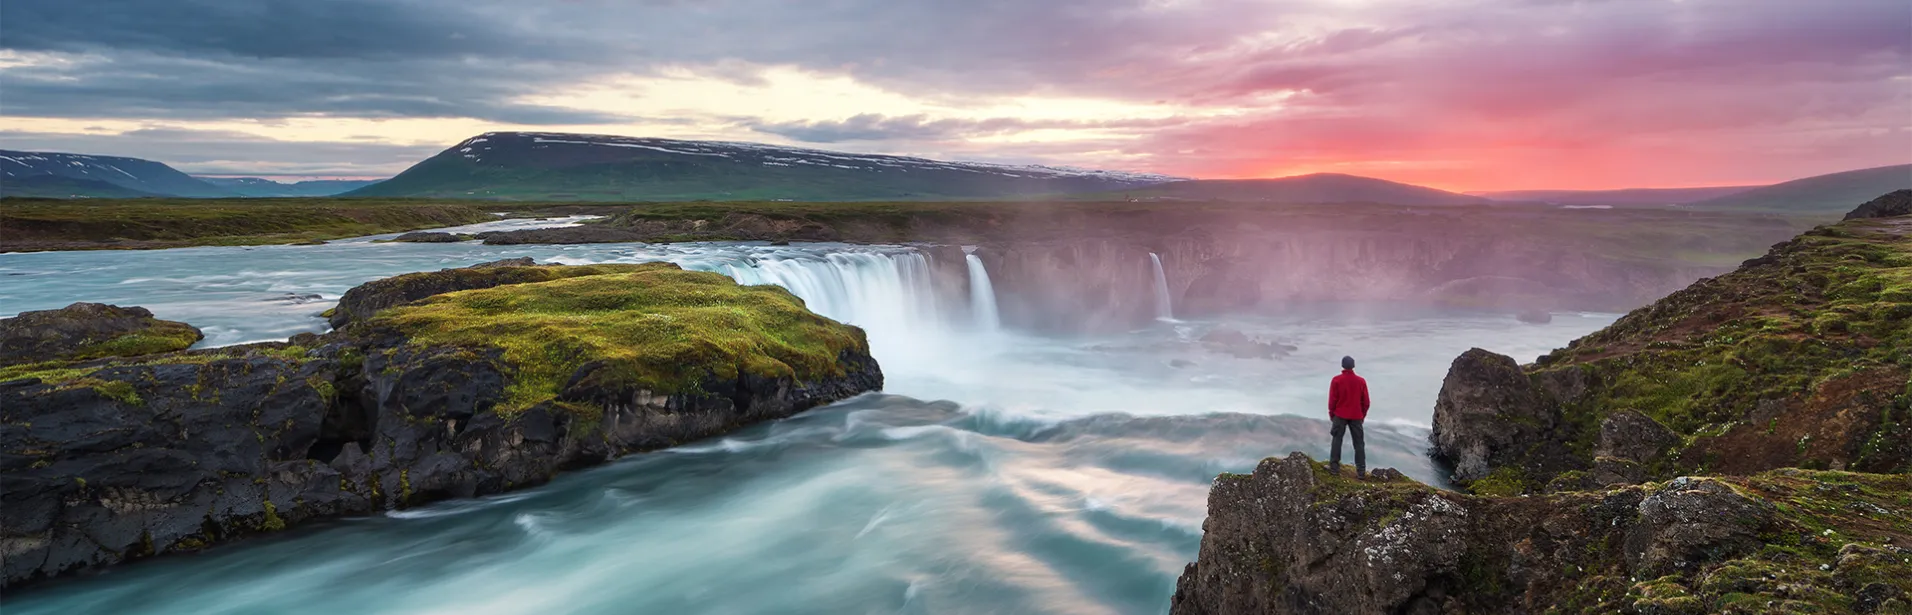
[0,221,1617,614]
[1148,253,1172,321]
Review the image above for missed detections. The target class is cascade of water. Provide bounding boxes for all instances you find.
[1149,252,1173,321]
[965,254,1001,332]
[700,249,954,369]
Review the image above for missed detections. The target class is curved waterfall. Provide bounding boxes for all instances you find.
[1149,252,1173,321]
[964,253,1001,332]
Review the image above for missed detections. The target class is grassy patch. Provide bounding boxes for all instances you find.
[0,198,500,251]
[373,262,869,413]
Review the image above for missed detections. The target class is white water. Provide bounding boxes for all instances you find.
[964,253,1001,333]
[1148,253,1173,321]
[0,230,1619,614]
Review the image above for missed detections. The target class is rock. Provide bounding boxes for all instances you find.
[1624,478,1774,578]
[1596,410,1679,464]
[0,303,202,367]
[477,226,651,245]
[327,260,598,328]
[269,292,325,304]
[390,231,473,243]
[1516,309,1552,324]
[1170,454,1901,614]
[1844,189,1912,220]
[1429,348,1571,484]
[1168,359,1196,369]
[1,265,885,588]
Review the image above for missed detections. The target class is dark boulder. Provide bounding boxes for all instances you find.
[1430,348,1575,484]
[0,303,202,366]
[1844,189,1912,220]
[1198,328,1294,360]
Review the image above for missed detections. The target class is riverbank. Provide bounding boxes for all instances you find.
[0,198,625,252]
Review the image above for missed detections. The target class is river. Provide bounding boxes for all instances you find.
[0,218,1615,614]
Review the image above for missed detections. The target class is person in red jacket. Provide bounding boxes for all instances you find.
[1328,355,1370,478]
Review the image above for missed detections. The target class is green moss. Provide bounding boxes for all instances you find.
[68,321,203,361]
[1469,466,1529,496]
[73,378,143,405]
[0,198,499,252]
[373,262,869,414]
[260,500,286,531]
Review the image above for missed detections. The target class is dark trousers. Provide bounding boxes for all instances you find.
[1330,417,1365,474]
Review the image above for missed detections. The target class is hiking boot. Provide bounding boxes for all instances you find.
[1357,470,1368,480]
[1329,463,1342,476]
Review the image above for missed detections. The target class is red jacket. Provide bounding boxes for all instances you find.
[1329,369,1370,421]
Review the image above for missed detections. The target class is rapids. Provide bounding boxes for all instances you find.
[0,220,1616,614]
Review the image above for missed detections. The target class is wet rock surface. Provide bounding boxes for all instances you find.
[0,265,883,588]
[326,258,551,328]
[390,231,473,243]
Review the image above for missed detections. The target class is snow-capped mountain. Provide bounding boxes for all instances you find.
[0,150,233,198]
[351,132,1183,200]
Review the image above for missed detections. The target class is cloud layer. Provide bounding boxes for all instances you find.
[2,0,1906,188]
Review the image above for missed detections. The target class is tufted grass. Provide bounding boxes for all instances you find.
[372,262,869,413]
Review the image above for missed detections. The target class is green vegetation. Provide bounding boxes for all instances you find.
[1533,216,1912,473]
[0,343,316,388]
[66,322,204,362]
[372,262,868,413]
[0,198,500,251]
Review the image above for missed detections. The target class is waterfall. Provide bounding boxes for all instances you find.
[691,249,957,368]
[1149,252,1173,321]
[965,254,1001,332]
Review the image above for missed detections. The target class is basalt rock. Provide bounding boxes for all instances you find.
[1429,348,1576,483]
[1170,453,1911,615]
[0,303,202,367]
[0,264,883,588]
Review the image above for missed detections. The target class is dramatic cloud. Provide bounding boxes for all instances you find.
[1,0,1906,188]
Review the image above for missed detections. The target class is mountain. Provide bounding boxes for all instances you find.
[0,175,163,199]
[1473,185,1757,206]
[1687,164,1912,213]
[348,132,1183,201]
[0,150,233,198]
[1103,174,1490,205]
[197,177,384,197]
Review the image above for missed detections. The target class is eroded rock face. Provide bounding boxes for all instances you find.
[1170,454,1908,615]
[0,303,202,367]
[390,231,472,243]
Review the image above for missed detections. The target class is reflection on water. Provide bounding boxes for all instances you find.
[0,229,1615,614]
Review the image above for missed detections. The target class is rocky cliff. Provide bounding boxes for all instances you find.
[1171,453,1911,615]
[1430,208,1910,492]
[0,261,881,587]
[1172,197,1911,614]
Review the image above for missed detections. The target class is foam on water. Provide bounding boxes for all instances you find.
[0,229,1617,614]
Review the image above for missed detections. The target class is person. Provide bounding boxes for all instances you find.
[1328,355,1370,478]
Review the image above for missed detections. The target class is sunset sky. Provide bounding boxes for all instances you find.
[1,0,1908,190]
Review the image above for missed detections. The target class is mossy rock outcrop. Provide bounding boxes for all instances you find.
[1431,209,1912,492]
[1170,453,1912,615]
[0,261,881,588]
[0,303,202,368]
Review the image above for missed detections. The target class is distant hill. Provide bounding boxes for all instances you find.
[348,132,1183,201]
[197,177,384,197]
[0,150,233,198]
[0,175,162,199]
[1687,164,1912,214]
[1474,186,1757,206]
[1102,174,1490,205]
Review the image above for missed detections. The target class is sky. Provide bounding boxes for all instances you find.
[0,0,1908,190]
